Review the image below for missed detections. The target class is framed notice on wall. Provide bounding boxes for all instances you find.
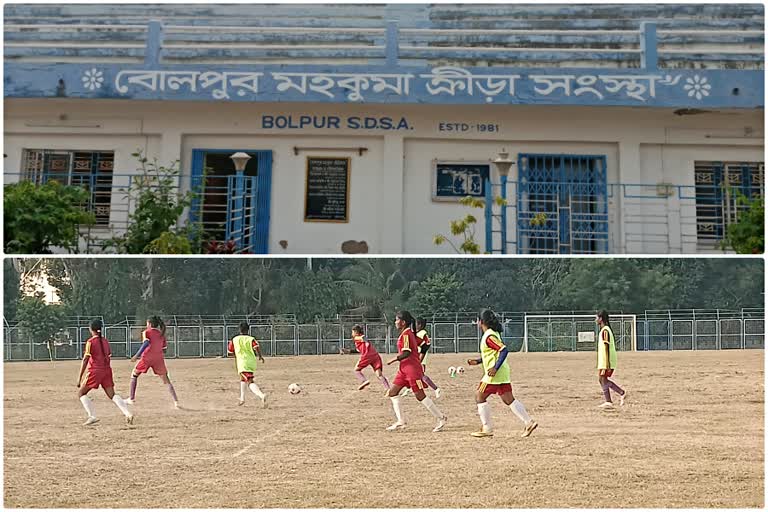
[304,156,351,222]
[432,161,490,202]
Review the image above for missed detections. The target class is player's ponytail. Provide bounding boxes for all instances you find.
[415,317,426,331]
[479,309,502,333]
[597,310,611,328]
[90,318,106,359]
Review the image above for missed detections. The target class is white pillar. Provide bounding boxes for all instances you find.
[379,134,405,253]
[617,141,642,254]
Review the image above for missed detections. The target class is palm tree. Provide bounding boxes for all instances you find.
[336,259,417,319]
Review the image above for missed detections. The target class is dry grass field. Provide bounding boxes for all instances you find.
[3,350,764,508]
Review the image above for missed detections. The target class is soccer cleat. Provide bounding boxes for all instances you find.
[435,388,442,399]
[126,414,134,425]
[238,399,245,406]
[358,380,371,391]
[471,429,494,438]
[522,420,538,438]
[125,399,135,405]
[173,401,181,410]
[385,422,406,431]
[598,401,614,409]
[619,391,628,406]
[261,395,268,409]
[400,388,411,397]
[83,416,99,426]
[432,415,448,433]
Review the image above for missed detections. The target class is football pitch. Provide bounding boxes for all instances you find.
[3,350,764,508]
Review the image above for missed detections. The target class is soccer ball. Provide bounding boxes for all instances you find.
[448,366,457,377]
[457,366,465,375]
[288,383,302,394]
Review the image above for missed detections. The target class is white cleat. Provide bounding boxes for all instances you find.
[358,380,371,391]
[125,399,135,405]
[261,395,268,409]
[522,420,538,438]
[432,415,447,433]
[435,388,442,399]
[598,401,614,409]
[126,414,134,426]
[619,391,628,406]
[400,388,411,397]
[238,399,245,406]
[386,422,406,431]
[83,416,99,426]
[173,401,181,410]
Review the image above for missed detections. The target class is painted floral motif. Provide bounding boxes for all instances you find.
[683,75,711,100]
[81,68,104,91]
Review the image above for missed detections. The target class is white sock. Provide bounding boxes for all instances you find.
[420,397,444,419]
[248,382,265,399]
[477,402,493,431]
[112,395,132,417]
[79,395,96,418]
[510,399,532,425]
[239,382,247,401]
[390,396,404,423]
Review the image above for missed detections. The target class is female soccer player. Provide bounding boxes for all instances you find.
[76,319,134,426]
[415,317,442,399]
[467,309,537,438]
[350,325,389,391]
[596,310,627,408]
[385,310,447,432]
[227,321,267,407]
[126,315,180,409]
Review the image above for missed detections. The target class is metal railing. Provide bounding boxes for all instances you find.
[4,309,763,362]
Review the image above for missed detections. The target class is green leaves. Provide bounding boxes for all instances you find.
[722,194,764,254]
[4,180,95,253]
[434,194,494,254]
[16,294,66,344]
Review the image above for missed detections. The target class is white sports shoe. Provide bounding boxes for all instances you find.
[173,401,181,410]
[435,388,442,399]
[386,422,406,431]
[522,420,538,438]
[83,416,99,426]
[238,399,245,406]
[125,399,135,405]
[400,388,411,397]
[126,414,134,425]
[619,391,628,406]
[358,380,371,391]
[598,401,614,409]
[261,395,268,409]
[432,415,447,433]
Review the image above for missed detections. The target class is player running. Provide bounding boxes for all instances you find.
[126,315,180,409]
[596,310,627,408]
[385,310,447,432]
[468,309,537,438]
[227,322,267,408]
[415,317,442,399]
[351,325,390,391]
[76,319,134,426]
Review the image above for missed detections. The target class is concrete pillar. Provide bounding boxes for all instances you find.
[616,141,642,254]
[379,134,405,253]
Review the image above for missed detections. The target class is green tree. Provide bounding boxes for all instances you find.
[16,293,66,345]
[337,259,417,318]
[722,195,764,254]
[4,180,95,254]
[410,272,462,315]
[4,260,21,319]
[434,196,506,254]
[268,268,346,322]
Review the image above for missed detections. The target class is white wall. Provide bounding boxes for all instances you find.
[4,98,764,254]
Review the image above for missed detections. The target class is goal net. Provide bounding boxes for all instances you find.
[522,314,637,352]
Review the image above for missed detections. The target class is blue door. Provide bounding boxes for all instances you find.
[517,153,608,254]
[190,149,272,253]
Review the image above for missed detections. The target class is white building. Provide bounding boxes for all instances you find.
[4,4,764,254]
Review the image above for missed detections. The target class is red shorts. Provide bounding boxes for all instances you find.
[134,357,168,376]
[393,371,426,393]
[598,369,614,377]
[356,354,383,372]
[82,368,114,391]
[240,371,254,382]
[477,381,513,395]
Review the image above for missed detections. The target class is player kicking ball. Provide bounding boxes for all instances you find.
[76,319,134,426]
[468,309,537,438]
[228,322,267,408]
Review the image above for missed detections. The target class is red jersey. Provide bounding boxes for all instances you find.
[142,327,166,359]
[396,328,424,377]
[84,335,112,371]
[353,335,378,359]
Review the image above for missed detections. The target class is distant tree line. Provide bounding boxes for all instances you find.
[4,258,763,325]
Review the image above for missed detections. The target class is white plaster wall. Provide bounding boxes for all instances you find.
[3,98,764,254]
